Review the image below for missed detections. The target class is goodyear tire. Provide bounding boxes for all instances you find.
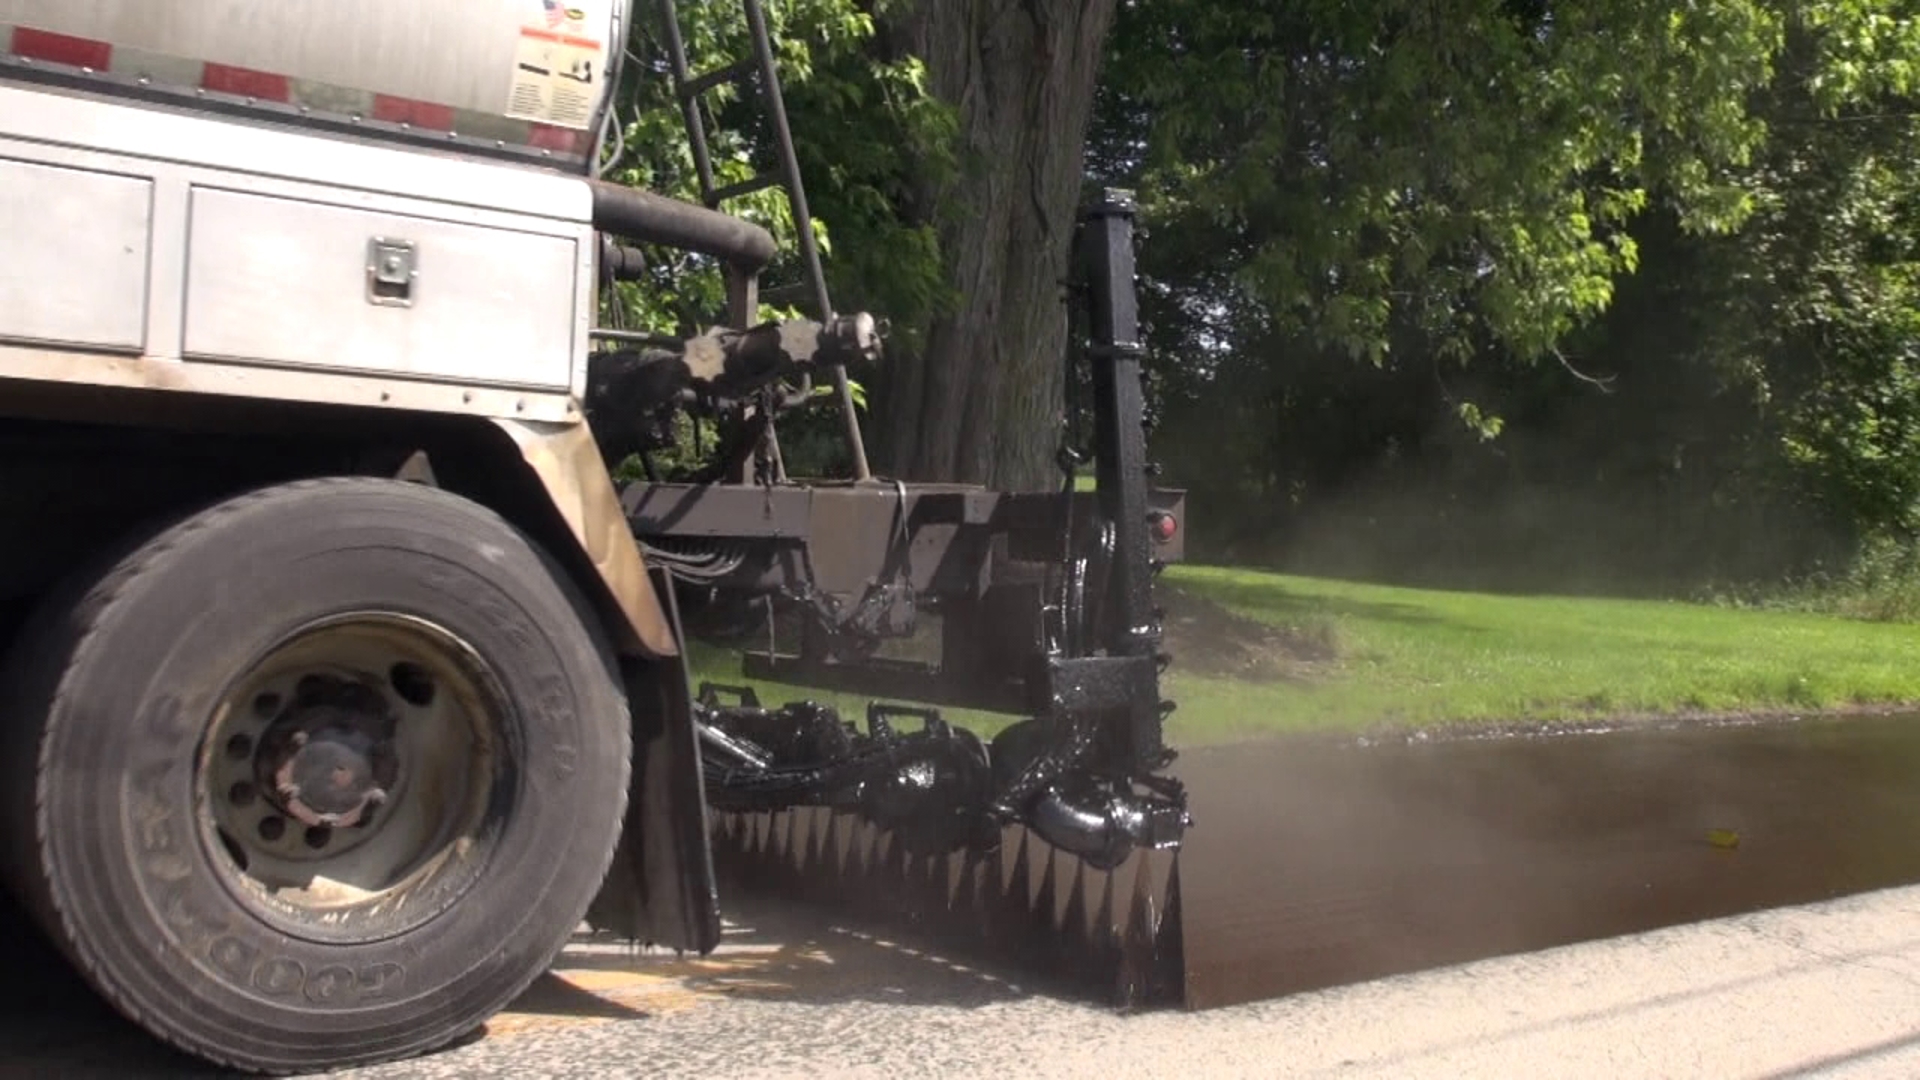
[0,478,632,1074]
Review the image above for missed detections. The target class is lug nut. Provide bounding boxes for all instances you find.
[252,692,282,719]
[258,816,286,842]
[224,733,253,760]
[228,781,256,807]
[304,826,332,850]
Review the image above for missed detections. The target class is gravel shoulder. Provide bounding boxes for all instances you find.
[5,882,1918,1080]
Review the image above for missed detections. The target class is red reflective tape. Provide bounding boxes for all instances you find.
[200,62,290,102]
[519,28,598,49]
[10,26,112,69]
[527,123,587,153]
[372,95,455,131]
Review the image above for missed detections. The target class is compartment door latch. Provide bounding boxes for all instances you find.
[367,237,418,308]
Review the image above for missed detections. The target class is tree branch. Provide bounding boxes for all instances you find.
[1553,346,1617,393]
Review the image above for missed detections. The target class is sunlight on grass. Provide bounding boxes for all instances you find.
[682,565,1920,750]
[1160,564,1920,745]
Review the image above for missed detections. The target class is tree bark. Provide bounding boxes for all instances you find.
[877,0,1115,491]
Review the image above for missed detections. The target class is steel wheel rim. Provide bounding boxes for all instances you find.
[194,612,507,942]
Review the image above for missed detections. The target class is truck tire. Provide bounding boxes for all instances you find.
[0,477,633,1074]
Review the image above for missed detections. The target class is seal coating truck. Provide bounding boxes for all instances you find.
[0,0,1191,1072]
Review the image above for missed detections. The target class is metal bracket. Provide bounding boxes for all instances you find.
[366,237,417,308]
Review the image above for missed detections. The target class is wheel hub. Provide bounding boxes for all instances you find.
[201,616,500,927]
[254,678,399,829]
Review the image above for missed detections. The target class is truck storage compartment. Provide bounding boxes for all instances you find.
[181,186,580,391]
[0,157,151,352]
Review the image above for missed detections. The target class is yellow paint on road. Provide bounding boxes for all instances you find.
[484,942,789,1039]
[481,920,1025,1043]
[549,968,677,992]
[486,974,716,1037]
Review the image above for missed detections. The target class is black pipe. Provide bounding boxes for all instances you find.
[1028,781,1188,872]
[587,179,777,271]
[1078,190,1168,771]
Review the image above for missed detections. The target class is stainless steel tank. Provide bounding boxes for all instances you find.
[0,0,634,171]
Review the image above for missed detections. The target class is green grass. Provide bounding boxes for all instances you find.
[1711,536,1920,624]
[685,564,1920,751]
[1161,564,1920,745]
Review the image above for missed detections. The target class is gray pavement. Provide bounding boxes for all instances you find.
[4,883,1918,1079]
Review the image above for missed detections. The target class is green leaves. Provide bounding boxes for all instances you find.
[1122,0,1920,584]
[1107,0,1789,373]
[590,0,955,482]
[600,0,952,341]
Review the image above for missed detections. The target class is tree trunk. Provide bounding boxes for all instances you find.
[877,0,1115,491]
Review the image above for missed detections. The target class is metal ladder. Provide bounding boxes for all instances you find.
[654,0,872,481]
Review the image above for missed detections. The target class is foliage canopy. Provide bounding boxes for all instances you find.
[603,0,1920,595]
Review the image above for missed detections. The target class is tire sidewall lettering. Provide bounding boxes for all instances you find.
[252,957,305,997]
[206,935,406,1006]
[358,961,405,999]
[117,678,436,1012]
[31,481,625,1061]
[421,561,577,766]
[534,673,577,780]
[208,935,258,983]
[128,757,193,884]
[303,965,355,1005]
[116,562,586,1009]
[138,692,192,740]
[154,879,229,953]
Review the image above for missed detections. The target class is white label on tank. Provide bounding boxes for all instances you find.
[505,2,603,130]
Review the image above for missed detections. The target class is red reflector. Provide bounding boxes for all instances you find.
[373,95,455,132]
[201,63,291,102]
[527,123,588,154]
[10,26,111,70]
[1151,511,1178,543]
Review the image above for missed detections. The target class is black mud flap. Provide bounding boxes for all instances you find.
[585,649,722,954]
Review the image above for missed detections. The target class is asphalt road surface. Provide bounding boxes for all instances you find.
[4,881,1917,1080]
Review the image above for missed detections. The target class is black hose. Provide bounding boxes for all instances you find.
[587,179,777,271]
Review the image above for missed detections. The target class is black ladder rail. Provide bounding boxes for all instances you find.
[656,0,874,482]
